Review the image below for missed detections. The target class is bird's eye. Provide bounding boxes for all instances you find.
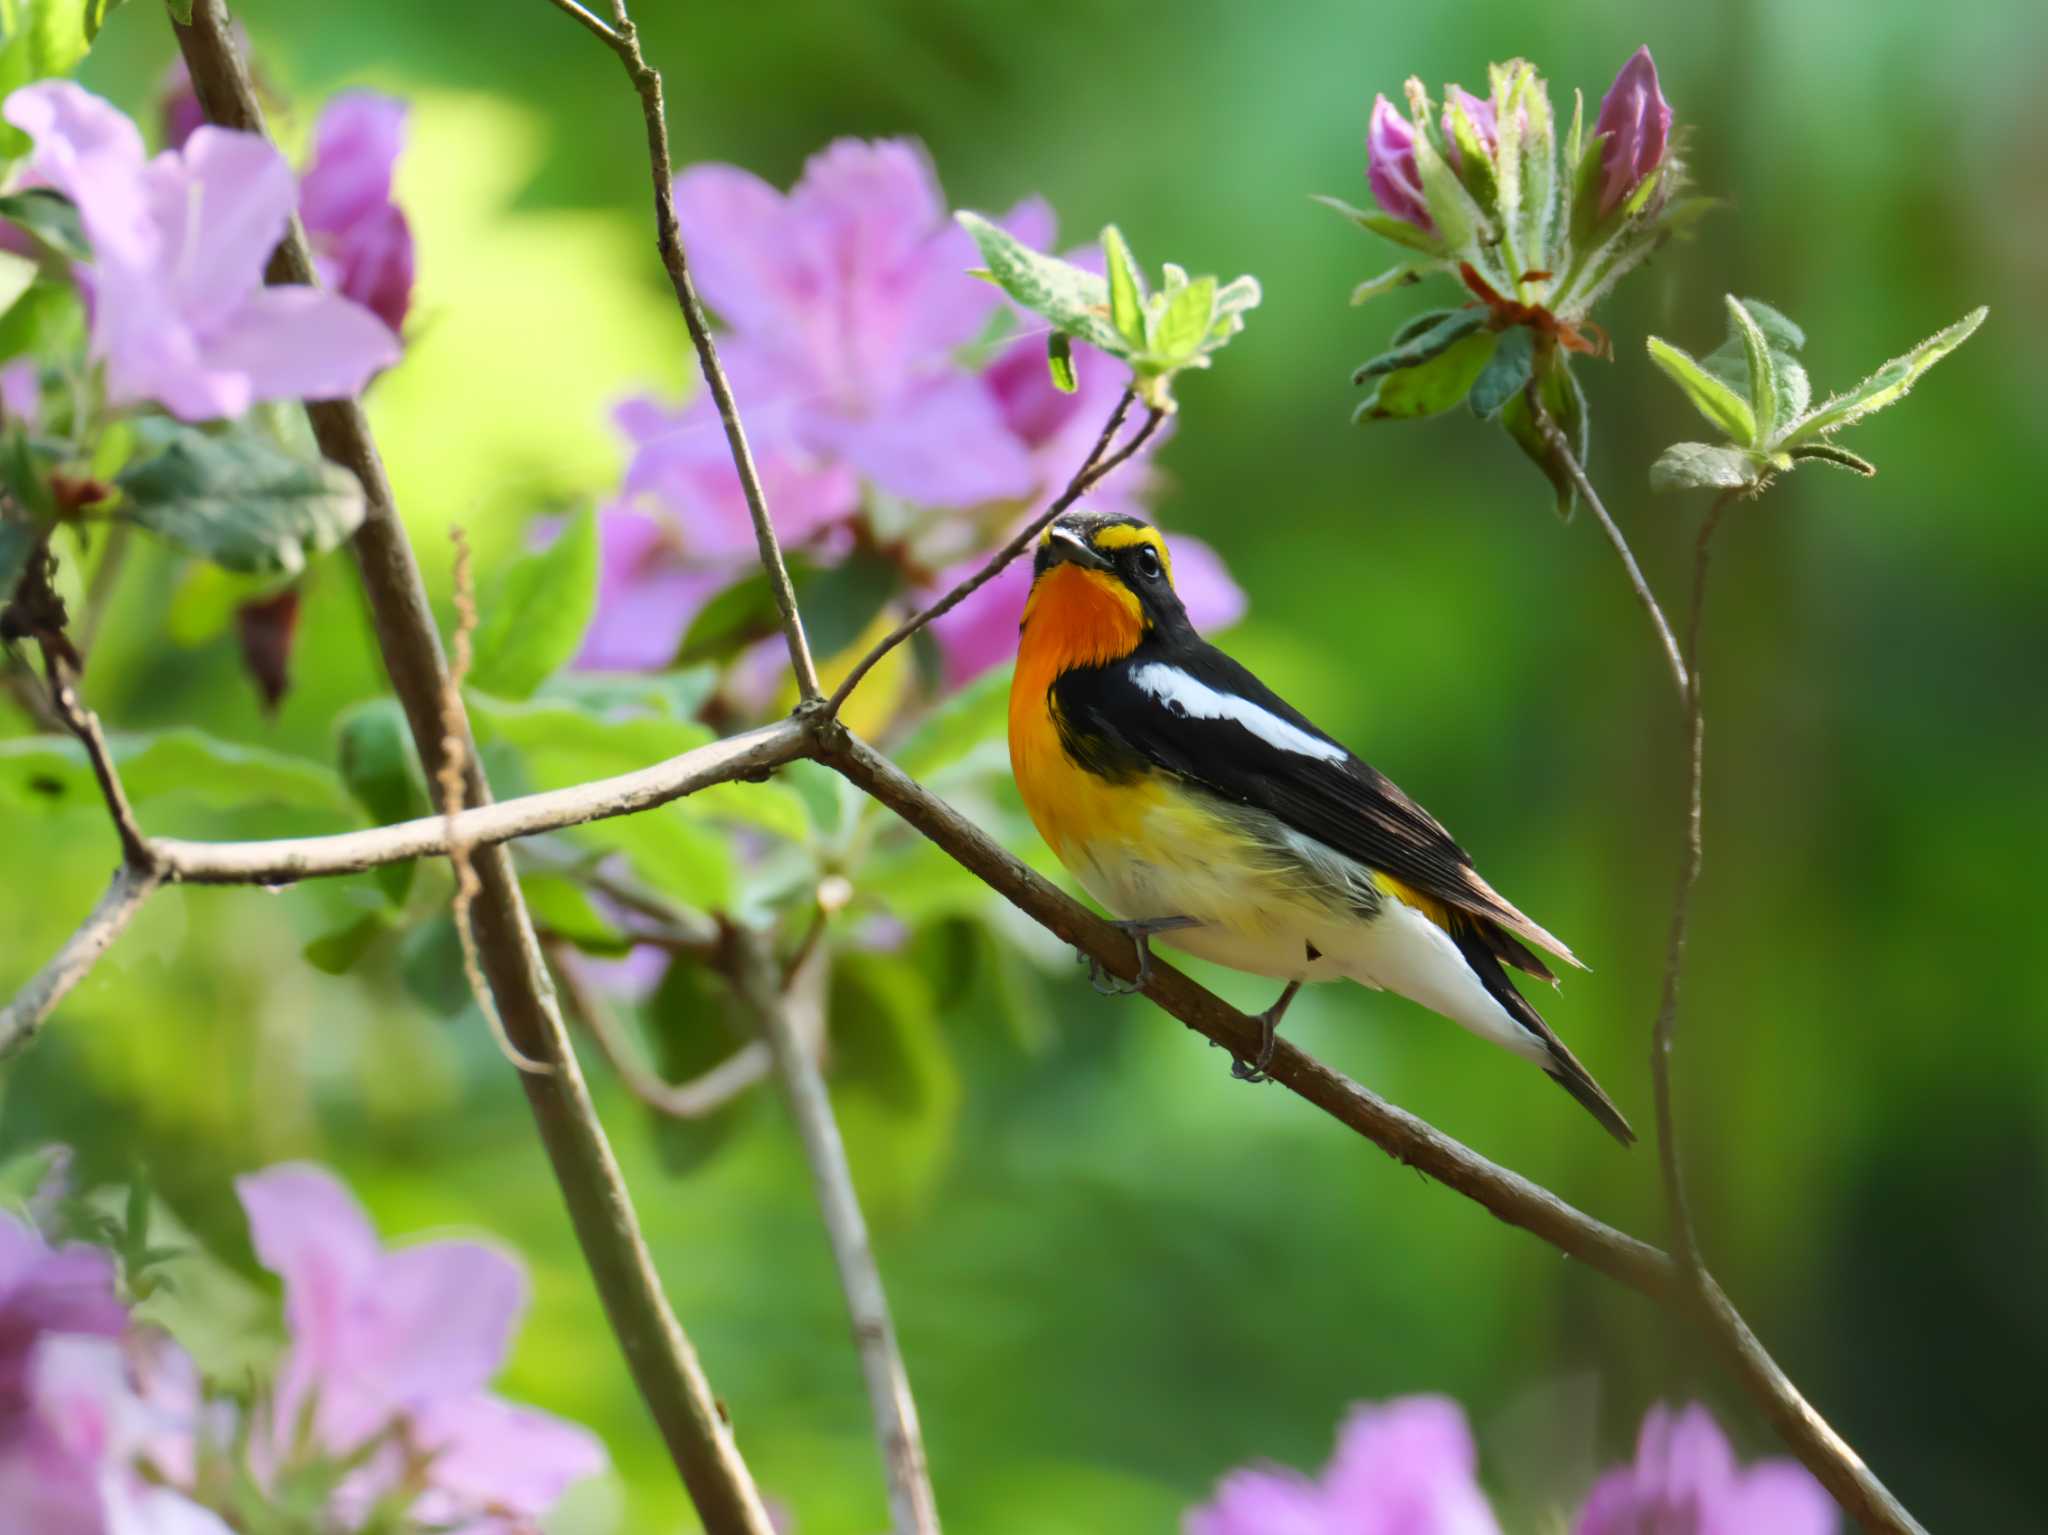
[1133,545,1163,581]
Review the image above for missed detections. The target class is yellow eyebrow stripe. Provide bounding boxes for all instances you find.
[1090,523,1173,576]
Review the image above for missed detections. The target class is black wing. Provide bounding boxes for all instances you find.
[1052,639,1580,973]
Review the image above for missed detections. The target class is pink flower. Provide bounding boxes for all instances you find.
[1185,1395,1502,1535]
[1367,95,1432,233]
[928,525,1245,688]
[1441,86,1498,172]
[0,359,40,426]
[0,1210,127,1423]
[298,92,415,335]
[1575,1403,1835,1535]
[673,138,1045,508]
[235,1163,605,1532]
[1,81,399,422]
[1592,46,1672,217]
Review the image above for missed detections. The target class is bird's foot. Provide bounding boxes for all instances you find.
[1083,915,1202,996]
[1228,978,1303,1084]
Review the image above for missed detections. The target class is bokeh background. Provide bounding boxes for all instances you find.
[7,0,2043,1528]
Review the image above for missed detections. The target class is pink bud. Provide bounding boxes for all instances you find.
[1592,46,1671,217]
[1441,86,1498,172]
[1367,94,1433,233]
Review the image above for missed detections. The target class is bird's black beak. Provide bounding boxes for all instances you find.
[1041,524,1110,572]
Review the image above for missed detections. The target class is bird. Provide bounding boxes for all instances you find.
[1006,507,1634,1145]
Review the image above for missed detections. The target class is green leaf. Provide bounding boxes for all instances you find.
[0,728,352,819]
[1787,443,1877,476]
[1411,119,1480,251]
[1467,326,1535,419]
[1388,308,1459,347]
[0,250,35,321]
[0,189,89,262]
[0,3,97,156]
[1735,297,1805,353]
[114,423,367,577]
[1311,195,1443,255]
[0,276,79,365]
[1046,332,1077,394]
[1500,351,1589,518]
[335,698,426,905]
[519,872,632,955]
[1778,306,1987,446]
[1152,274,1215,363]
[893,665,1010,780]
[677,568,784,665]
[1353,310,1484,382]
[644,959,761,1173]
[1,422,55,523]
[1348,264,1424,305]
[1101,225,1147,350]
[1649,442,1763,493]
[956,211,1124,354]
[85,0,125,39]
[304,912,389,976]
[1444,91,1498,208]
[830,949,962,1218]
[1355,331,1498,422]
[0,508,36,604]
[1646,336,1757,444]
[163,0,191,21]
[1725,294,1779,442]
[468,505,599,700]
[796,551,899,659]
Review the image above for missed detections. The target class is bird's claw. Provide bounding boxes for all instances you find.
[1225,979,1299,1085]
[1082,915,1200,997]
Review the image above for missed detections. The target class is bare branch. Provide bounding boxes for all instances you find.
[150,720,808,884]
[549,939,774,1120]
[550,0,821,703]
[0,864,160,1058]
[733,930,941,1535]
[39,644,154,872]
[824,391,1162,717]
[1526,381,1689,699]
[171,9,777,1529]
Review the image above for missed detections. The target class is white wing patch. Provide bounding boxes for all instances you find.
[1130,662,1349,763]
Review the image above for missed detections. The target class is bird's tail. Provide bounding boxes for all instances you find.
[1448,915,1636,1146]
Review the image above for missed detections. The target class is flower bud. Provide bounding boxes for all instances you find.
[1592,45,1670,216]
[1367,94,1432,231]
[1440,85,1497,172]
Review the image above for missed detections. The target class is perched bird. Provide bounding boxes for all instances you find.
[1007,508,1634,1144]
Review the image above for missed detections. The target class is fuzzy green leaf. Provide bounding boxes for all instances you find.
[1650,442,1763,493]
[1312,194,1443,255]
[114,423,366,576]
[1153,274,1216,363]
[955,212,1123,354]
[0,728,352,819]
[1355,331,1498,422]
[1353,311,1485,382]
[468,506,599,700]
[1646,336,1757,445]
[1348,265,1424,306]
[1725,294,1779,442]
[1411,118,1480,251]
[1101,225,1147,350]
[1500,353,1588,518]
[1787,443,1877,476]
[1779,306,1987,446]
[1467,326,1535,420]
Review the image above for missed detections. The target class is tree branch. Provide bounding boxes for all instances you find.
[549,0,821,703]
[170,9,777,1530]
[732,929,941,1535]
[1526,382,1689,699]
[0,863,159,1058]
[823,390,1162,717]
[39,643,154,872]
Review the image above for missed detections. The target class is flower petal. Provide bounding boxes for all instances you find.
[805,369,1035,508]
[409,1392,607,1520]
[236,1164,383,1375]
[1183,1464,1337,1535]
[299,92,406,234]
[350,1239,526,1408]
[196,284,400,409]
[672,162,801,342]
[4,82,152,266]
[164,127,298,333]
[1321,1395,1503,1535]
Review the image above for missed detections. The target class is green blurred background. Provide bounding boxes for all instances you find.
[5,0,2042,1528]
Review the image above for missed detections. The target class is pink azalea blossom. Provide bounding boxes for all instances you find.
[1,81,399,422]
[1575,1403,1835,1535]
[1592,46,1672,217]
[673,138,1046,508]
[1367,95,1432,233]
[927,524,1245,689]
[1185,1395,1502,1535]
[299,92,415,335]
[235,1163,605,1532]
[0,1209,127,1418]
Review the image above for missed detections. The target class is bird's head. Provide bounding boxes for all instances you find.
[1019,510,1189,668]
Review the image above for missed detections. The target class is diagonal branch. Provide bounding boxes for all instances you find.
[0,863,159,1057]
[171,8,777,1531]
[37,643,154,873]
[731,929,941,1535]
[823,390,1162,717]
[546,0,821,703]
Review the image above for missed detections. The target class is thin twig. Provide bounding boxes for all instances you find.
[550,0,820,703]
[39,642,153,872]
[0,863,159,1057]
[1526,381,1689,699]
[171,10,777,1529]
[733,929,941,1535]
[438,529,550,1076]
[824,390,1159,717]
[548,938,775,1119]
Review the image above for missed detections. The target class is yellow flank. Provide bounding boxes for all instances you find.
[1374,870,1451,931]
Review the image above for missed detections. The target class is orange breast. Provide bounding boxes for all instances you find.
[1008,563,1148,860]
